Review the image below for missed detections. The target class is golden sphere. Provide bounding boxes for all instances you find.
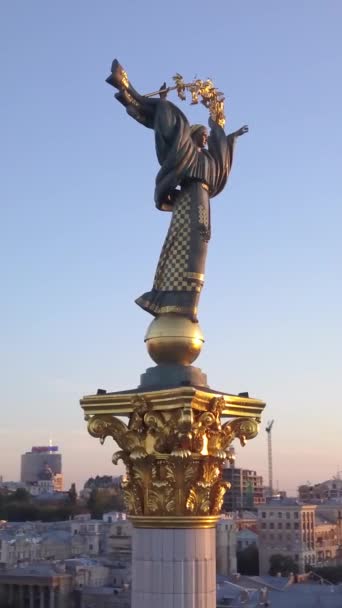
[145,314,204,366]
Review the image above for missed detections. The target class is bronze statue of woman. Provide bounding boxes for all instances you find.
[107,60,247,323]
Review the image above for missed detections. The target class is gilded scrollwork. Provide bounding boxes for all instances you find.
[86,394,259,517]
[229,418,259,446]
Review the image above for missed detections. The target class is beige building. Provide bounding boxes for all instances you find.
[0,558,131,608]
[216,515,237,576]
[315,514,339,564]
[0,527,84,567]
[81,586,130,608]
[258,501,316,574]
[0,566,73,608]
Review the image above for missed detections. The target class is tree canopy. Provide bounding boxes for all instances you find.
[269,554,299,576]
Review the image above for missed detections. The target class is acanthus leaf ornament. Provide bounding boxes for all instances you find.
[85,393,261,517]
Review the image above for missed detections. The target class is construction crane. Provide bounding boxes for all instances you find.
[266,420,275,497]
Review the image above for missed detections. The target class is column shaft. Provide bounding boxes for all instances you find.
[132,527,216,608]
[49,587,55,608]
[40,586,45,608]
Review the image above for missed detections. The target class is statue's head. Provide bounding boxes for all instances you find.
[190,124,208,149]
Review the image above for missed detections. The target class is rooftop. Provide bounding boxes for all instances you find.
[217,576,342,607]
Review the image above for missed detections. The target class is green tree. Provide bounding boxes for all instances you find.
[68,483,77,505]
[9,488,31,502]
[87,487,124,518]
[269,554,299,576]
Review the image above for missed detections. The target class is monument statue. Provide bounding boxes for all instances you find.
[82,60,265,608]
[106,60,248,324]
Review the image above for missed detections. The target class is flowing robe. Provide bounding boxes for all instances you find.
[113,72,235,322]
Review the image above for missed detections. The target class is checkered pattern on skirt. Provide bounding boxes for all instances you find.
[153,191,200,292]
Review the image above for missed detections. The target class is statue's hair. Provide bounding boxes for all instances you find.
[190,124,206,136]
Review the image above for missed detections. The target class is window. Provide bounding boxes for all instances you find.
[278,523,283,529]
[286,512,290,519]
[262,523,266,529]
[286,523,291,529]
[278,512,283,518]
[270,523,274,529]
[294,512,299,519]
[294,523,299,530]
[262,512,266,518]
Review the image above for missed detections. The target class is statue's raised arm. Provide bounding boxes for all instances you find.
[107,60,247,323]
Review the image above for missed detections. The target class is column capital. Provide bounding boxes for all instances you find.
[83,387,264,520]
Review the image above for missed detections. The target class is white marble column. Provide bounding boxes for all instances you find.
[49,587,55,608]
[132,526,216,608]
[29,586,34,608]
[40,587,45,608]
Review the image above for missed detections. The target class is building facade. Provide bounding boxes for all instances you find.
[258,501,316,575]
[216,515,237,576]
[20,446,63,491]
[314,515,338,564]
[299,478,342,502]
[222,465,264,511]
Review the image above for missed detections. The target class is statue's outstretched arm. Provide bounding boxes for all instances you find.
[228,125,249,139]
[106,59,158,129]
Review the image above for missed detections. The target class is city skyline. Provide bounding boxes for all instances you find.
[1,1,341,495]
[2,435,341,497]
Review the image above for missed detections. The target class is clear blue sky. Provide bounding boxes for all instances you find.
[1,1,341,494]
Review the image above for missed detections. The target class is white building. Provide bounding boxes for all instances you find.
[216,515,237,576]
[236,528,258,552]
[258,500,316,574]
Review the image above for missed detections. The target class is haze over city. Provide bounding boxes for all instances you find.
[1,1,341,494]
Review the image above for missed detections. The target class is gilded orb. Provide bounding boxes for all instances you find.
[145,314,204,366]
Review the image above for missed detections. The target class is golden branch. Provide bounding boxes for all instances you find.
[144,73,226,128]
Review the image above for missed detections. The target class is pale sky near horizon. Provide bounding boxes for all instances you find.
[1,1,341,496]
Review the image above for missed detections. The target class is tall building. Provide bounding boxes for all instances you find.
[299,478,342,502]
[20,445,63,491]
[222,463,265,511]
[258,500,316,574]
